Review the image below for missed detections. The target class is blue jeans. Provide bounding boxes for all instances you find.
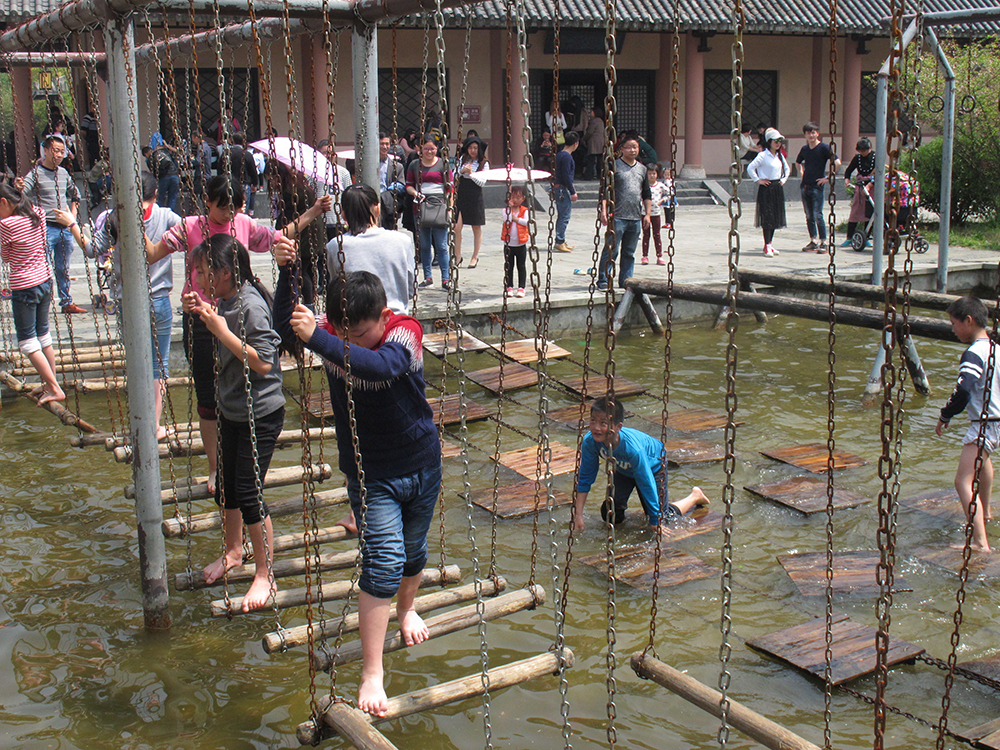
[151,295,172,380]
[158,174,180,212]
[419,225,450,283]
[598,218,641,288]
[11,280,52,343]
[801,183,826,241]
[553,186,572,244]
[46,224,74,308]
[347,463,442,599]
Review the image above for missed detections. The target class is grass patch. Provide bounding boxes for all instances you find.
[919,222,1000,251]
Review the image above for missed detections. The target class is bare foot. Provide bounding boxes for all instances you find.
[950,543,992,554]
[206,470,217,497]
[203,551,242,585]
[398,608,430,646]
[691,486,710,506]
[335,512,359,535]
[357,672,388,717]
[241,573,276,612]
[37,385,65,406]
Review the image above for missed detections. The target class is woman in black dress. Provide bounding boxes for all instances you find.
[454,135,489,268]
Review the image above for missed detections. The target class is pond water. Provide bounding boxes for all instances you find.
[1,314,998,750]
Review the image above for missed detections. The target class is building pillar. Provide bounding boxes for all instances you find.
[509,33,528,169]
[490,29,505,162]
[654,33,675,164]
[811,36,824,125]
[681,32,705,179]
[843,38,862,155]
[11,66,34,175]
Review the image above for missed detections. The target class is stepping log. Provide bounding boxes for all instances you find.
[162,487,349,537]
[469,479,573,518]
[899,488,967,523]
[313,584,545,671]
[0,369,98,432]
[258,570,486,648]
[760,443,867,473]
[174,548,360,591]
[269,524,354,555]
[777,551,908,597]
[298,648,574,746]
[321,704,400,750]
[494,337,572,364]
[579,543,716,591]
[913,545,1000,578]
[126,463,332,503]
[745,475,870,514]
[0,343,122,363]
[746,613,924,685]
[64,375,192,392]
[558,374,647,399]
[467,363,539,394]
[422,330,491,357]
[497,440,579,481]
[113,426,336,463]
[428,394,491,426]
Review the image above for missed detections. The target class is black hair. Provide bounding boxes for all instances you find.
[618,130,640,150]
[191,232,272,308]
[141,146,152,157]
[563,131,579,147]
[0,181,41,228]
[590,395,625,424]
[140,171,158,202]
[947,296,989,329]
[421,133,439,147]
[803,122,820,133]
[856,137,872,152]
[327,270,387,327]
[232,133,246,146]
[378,132,390,141]
[205,175,244,209]
[741,122,753,134]
[508,184,527,200]
[43,134,65,150]
[341,183,379,235]
[458,136,487,168]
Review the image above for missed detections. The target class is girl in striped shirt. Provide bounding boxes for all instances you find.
[0,181,63,405]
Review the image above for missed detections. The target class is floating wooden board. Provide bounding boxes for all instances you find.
[744,475,871,514]
[956,717,1000,750]
[626,416,726,465]
[558,374,647,399]
[760,443,867,473]
[303,390,334,420]
[777,551,907,597]
[659,507,723,543]
[957,653,1000,685]
[665,406,744,433]
[440,438,463,459]
[495,338,572,364]
[579,543,717,591]
[428,394,491,426]
[747,613,925,686]
[899,488,967,524]
[469,479,573,518]
[423,331,491,357]
[546,403,591,428]
[913,545,1000,578]
[497,440,578,481]
[467,363,539,394]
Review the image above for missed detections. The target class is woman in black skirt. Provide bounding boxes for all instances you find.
[746,128,790,257]
[454,135,489,268]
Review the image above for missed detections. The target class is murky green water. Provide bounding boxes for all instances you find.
[2,315,998,750]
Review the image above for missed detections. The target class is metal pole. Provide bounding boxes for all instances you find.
[104,16,171,630]
[352,21,379,191]
[928,28,955,294]
[0,0,157,54]
[872,73,887,285]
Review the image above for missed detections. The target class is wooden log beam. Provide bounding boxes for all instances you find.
[113,426,335,463]
[314,584,545,672]
[161,487,348,537]
[612,288,635,333]
[0,0,156,54]
[126,463,332,502]
[297,648,574,745]
[636,292,665,335]
[321,704,400,750]
[72,430,124,447]
[627,280,958,342]
[631,652,822,750]
[0,369,98,433]
[0,344,121,362]
[225,564,461,623]
[64,375,192,393]
[174,548,360,591]
[261,572,494,649]
[9,360,125,377]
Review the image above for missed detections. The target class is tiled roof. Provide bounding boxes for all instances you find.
[1,0,62,22]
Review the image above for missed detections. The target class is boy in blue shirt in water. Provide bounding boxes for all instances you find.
[572,396,709,531]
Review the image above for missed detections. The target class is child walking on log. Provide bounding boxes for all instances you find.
[0,181,64,405]
[936,296,999,552]
[573,395,708,531]
[184,233,287,611]
[273,258,440,717]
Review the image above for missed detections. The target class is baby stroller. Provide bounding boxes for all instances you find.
[851,171,929,254]
[91,252,116,315]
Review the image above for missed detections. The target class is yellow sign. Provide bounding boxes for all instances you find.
[38,71,52,89]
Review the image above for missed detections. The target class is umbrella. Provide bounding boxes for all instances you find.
[469,166,552,186]
[249,137,344,186]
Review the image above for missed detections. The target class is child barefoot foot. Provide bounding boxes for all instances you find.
[37,384,65,406]
[241,573,276,612]
[203,550,242,585]
[691,486,710,506]
[398,608,430,646]
[358,672,388,717]
[335,512,359,535]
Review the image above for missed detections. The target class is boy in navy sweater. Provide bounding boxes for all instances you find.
[274,256,440,718]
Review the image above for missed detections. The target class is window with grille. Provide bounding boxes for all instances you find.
[378,68,448,139]
[860,76,877,133]
[164,68,260,143]
[704,69,777,135]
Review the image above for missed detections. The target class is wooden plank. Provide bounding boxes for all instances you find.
[428,394,491,426]
[469,479,573,519]
[659,507,723,543]
[547,403,592,428]
[957,654,1000,686]
[913,546,1000,578]
[777,551,902,597]
[579,544,717,591]
[745,475,871,515]
[899,488,967,523]
[626,416,726,465]
[422,330,491,357]
[558,373,647,399]
[440,438,463,459]
[665,406,744,433]
[126,463,333,503]
[494,337,572,364]
[466,363,539,394]
[303,390,334,420]
[760,443,867,473]
[957,717,1000,745]
[497,440,578,481]
[747,615,924,685]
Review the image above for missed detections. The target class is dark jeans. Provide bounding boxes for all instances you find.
[598,218,641,288]
[216,405,284,525]
[11,280,52,343]
[600,467,679,526]
[503,244,527,289]
[183,311,217,418]
[801,183,826,241]
[158,174,180,212]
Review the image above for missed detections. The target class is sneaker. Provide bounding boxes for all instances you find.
[515,288,526,298]
[0,288,9,299]
[841,239,853,247]
[640,256,649,265]
[442,280,451,291]
[763,246,775,257]
[420,277,433,287]
[596,281,609,291]
[656,257,666,266]
[801,240,817,252]
[62,303,86,314]
[505,286,514,296]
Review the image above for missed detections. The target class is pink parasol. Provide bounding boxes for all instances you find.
[249,137,344,186]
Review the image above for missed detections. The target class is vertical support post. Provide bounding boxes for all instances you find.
[872,73,887,285]
[842,40,862,168]
[929,28,954,294]
[11,67,34,174]
[104,15,170,630]
[862,329,891,407]
[509,45,528,169]
[352,21,379,191]
[680,32,706,179]
[654,34,673,159]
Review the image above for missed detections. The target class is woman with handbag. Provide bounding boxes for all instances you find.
[454,136,489,269]
[406,135,453,290]
[545,99,567,148]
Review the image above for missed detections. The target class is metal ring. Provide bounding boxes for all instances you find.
[927,95,945,113]
[959,94,977,114]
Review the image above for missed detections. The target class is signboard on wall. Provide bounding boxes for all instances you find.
[460,105,481,124]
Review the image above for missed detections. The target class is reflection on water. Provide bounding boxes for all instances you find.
[2,317,1000,749]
